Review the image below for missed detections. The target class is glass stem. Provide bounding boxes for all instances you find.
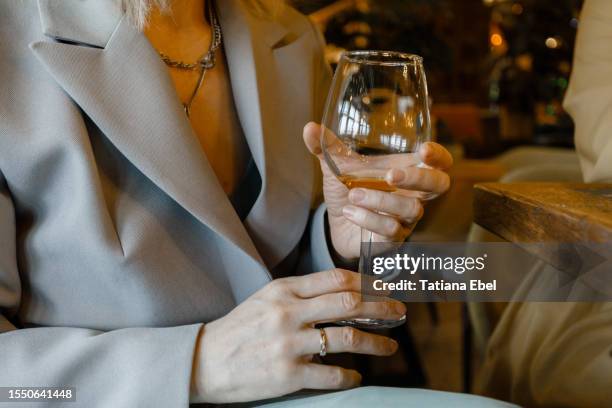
[359,228,374,278]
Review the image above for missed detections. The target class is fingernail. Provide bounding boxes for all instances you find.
[389,339,399,353]
[354,372,363,386]
[342,206,357,219]
[395,303,407,315]
[419,142,433,160]
[388,169,404,184]
[349,188,366,203]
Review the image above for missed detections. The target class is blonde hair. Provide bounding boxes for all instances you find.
[122,0,283,30]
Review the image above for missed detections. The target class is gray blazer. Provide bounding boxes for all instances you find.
[0,0,333,405]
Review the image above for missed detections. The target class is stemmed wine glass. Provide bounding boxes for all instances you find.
[321,50,431,329]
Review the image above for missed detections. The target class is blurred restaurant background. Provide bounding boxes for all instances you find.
[290,0,586,394]
[298,0,582,155]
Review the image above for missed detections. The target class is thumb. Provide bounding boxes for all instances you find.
[303,122,323,157]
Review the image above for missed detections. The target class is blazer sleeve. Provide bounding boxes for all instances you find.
[0,171,202,407]
[305,18,338,273]
[563,0,612,182]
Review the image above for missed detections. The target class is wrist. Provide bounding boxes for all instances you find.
[326,212,359,269]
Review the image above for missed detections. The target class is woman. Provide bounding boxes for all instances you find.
[0,0,491,406]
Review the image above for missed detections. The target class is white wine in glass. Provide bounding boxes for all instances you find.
[321,50,431,329]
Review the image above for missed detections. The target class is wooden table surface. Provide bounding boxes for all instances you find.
[473,182,612,243]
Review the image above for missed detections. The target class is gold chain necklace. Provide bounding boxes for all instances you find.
[158,0,222,118]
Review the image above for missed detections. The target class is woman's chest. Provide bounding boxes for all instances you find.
[167,51,249,195]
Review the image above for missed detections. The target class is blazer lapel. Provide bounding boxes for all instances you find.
[218,1,316,268]
[31,0,272,300]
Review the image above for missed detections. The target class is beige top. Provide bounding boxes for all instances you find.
[563,0,612,183]
[476,1,612,406]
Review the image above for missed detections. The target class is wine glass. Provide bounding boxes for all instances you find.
[321,50,431,329]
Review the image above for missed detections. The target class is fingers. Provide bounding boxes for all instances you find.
[381,143,452,196]
[341,205,409,240]
[419,142,453,170]
[348,188,423,221]
[300,364,362,390]
[299,326,398,356]
[303,122,323,156]
[385,165,450,197]
[303,122,349,160]
[299,291,406,323]
[284,269,362,298]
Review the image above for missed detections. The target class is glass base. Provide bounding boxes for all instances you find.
[336,314,406,330]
